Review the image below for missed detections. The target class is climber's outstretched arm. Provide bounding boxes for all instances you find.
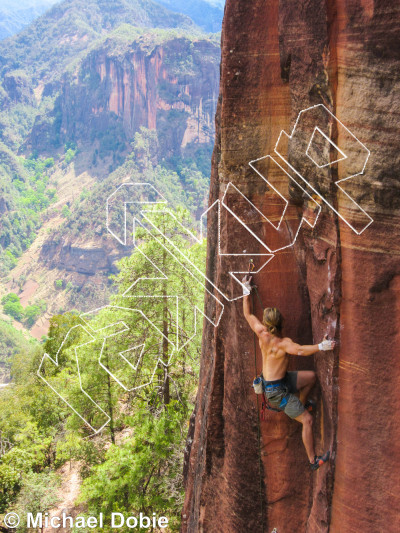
[282,338,319,356]
[243,293,265,337]
[282,337,335,356]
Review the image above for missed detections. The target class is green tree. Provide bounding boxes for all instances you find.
[24,304,41,328]
[111,205,205,407]
[0,340,68,510]
[0,463,20,512]
[1,293,24,320]
[0,383,56,512]
[64,148,76,165]
[79,403,186,532]
[62,205,71,218]
[14,472,60,532]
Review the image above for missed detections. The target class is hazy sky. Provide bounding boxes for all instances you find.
[0,0,225,8]
[0,0,59,10]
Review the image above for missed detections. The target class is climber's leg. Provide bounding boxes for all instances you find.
[295,410,315,462]
[296,370,316,405]
[295,410,330,470]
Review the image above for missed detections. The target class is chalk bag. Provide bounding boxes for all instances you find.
[253,376,263,394]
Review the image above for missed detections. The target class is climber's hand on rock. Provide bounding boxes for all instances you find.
[241,275,252,296]
[318,335,335,351]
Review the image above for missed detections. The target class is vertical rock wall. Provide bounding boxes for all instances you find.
[56,38,219,155]
[183,1,400,532]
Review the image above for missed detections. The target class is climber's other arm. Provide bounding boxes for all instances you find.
[242,276,265,337]
[282,336,335,356]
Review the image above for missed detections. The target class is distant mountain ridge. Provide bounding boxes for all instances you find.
[0,0,198,84]
[0,0,225,41]
[155,0,224,32]
[0,0,59,40]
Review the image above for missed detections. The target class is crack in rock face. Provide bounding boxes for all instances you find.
[182,1,400,532]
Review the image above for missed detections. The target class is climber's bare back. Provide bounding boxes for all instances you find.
[258,329,291,381]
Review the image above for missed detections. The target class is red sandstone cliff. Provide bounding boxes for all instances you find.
[54,36,219,157]
[17,32,220,321]
[183,1,400,532]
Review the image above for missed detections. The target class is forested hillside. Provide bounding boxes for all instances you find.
[0,0,220,341]
[0,0,221,527]
[0,207,206,530]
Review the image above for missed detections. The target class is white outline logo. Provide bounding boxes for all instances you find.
[274,103,372,234]
[37,104,372,435]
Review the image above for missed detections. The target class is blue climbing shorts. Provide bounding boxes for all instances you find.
[262,372,305,419]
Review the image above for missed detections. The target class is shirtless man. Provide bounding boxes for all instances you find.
[242,275,335,470]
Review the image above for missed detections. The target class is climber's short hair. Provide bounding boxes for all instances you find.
[263,307,283,336]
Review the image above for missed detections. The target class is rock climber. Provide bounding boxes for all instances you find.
[242,275,335,471]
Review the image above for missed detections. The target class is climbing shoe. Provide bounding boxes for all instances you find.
[310,451,330,471]
[304,399,316,413]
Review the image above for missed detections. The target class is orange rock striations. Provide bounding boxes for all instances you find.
[183,1,400,532]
